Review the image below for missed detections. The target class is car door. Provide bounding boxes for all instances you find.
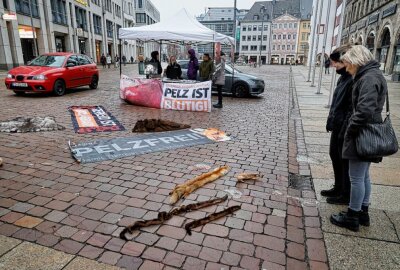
[77,55,92,85]
[64,55,82,88]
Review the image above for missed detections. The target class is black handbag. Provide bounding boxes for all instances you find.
[356,90,399,158]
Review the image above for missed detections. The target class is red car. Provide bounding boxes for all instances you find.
[5,52,99,96]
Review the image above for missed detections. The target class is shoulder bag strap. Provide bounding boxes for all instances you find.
[386,89,390,115]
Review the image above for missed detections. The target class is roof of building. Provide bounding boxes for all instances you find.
[242,0,313,22]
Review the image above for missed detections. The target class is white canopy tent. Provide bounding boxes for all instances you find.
[119,8,235,46]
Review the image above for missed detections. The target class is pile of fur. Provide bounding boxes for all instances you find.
[0,116,65,133]
[132,119,190,132]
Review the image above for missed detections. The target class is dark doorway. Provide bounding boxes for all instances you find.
[20,39,35,64]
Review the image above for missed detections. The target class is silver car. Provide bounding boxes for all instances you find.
[177,60,265,98]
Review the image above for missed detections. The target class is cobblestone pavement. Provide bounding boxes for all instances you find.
[0,65,327,269]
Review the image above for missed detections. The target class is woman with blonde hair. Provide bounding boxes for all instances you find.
[330,45,388,231]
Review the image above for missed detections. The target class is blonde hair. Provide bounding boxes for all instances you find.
[340,45,373,66]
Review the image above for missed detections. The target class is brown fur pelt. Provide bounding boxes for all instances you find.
[120,195,228,240]
[170,166,230,204]
[132,119,190,132]
[236,173,263,183]
[185,205,241,235]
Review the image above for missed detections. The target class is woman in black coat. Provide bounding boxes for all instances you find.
[330,45,388,232]
[165,55,182,79]
[321,45,353,205]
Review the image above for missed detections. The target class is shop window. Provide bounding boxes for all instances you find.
[15,0,39,17]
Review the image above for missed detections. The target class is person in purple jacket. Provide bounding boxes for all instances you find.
[187,49,199,80]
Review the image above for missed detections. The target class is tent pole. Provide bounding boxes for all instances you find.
[160,40,162,62]
[119,38,122,77]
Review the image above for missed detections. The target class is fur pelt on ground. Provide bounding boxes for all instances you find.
[170,166,230,204]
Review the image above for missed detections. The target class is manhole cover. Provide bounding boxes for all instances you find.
[289,173,313,191]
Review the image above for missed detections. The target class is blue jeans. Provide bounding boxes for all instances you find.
[349,160,371,211]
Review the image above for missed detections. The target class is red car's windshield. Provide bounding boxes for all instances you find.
[28,55,66,67]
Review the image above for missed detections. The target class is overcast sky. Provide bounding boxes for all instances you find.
[151,0,256,21]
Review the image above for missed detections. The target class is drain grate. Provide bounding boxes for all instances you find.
[289,173,313,191]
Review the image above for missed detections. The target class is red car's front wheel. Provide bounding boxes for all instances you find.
[53,79,65,96]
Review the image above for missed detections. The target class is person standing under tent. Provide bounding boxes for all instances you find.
[165,55,182,79]
[199,53,215,81]
[150,51,162,75]
[187,49,199,80]
[213,51,225,108]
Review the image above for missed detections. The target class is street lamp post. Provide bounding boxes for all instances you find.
[258,5,267,67]
[259,21,264,67]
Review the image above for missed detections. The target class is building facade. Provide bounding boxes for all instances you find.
[239,1,273,64]
[133,0,160,58]
[296,19,311,64]
[239,21,271,64]
[0,0,141,69]
[238,0,312,64]
[197,7,248,57]
[341,0,400,76]
[271,14,300,64]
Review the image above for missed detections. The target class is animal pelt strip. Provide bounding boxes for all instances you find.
[120,195,228,240]
[236,173,263,183]
[185,205,241,235]
[170,166,230,204]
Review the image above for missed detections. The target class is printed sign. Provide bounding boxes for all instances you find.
[69,105,125,134]
[161,81,212,112]
[69,128,230,163]
[120,75,212,112]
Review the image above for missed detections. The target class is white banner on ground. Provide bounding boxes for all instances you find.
[161,81,212,112]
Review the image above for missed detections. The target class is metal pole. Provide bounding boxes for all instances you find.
[316,0,332,94]
[311,0,324,87]
[326,0,347,107]
[268,2,275,64]
[307,0,319,81]
[28,0,39,57]
[232,0,237,92]
[259,21,264,67]
[119,38,122,76]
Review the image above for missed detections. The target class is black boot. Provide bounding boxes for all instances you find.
[360,205,370,226]
[326,195,350,205]
[321,187,340,197]
[330,208,360,232]
[213,103,222,108]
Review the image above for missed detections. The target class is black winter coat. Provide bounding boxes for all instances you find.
[166,63,182,79]
[342,60,387,162]
[326,71,353,137]
[150,58,163,74]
